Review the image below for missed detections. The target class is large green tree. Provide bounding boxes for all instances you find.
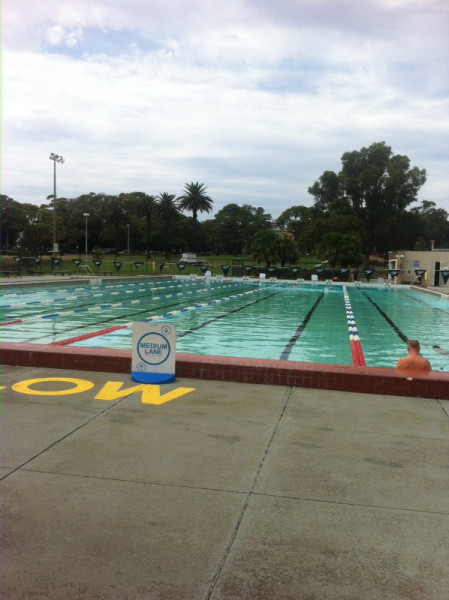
[156,193,180,258]
[251,230,300,267]
[101,195,128,253]
[410,200,449,249]
[178,182,213,253]
[277,236,300,267]
[213,203,272,254]
[276,205,313,242]
[298,214,361,255]
[0,196,29,251]
[308,142,427,260]
[251,230,279,266]
[121,192,157,258]
[20,205,54,255]
[308,171,347,215]
[314,232,363,268]
[4,149,447,263]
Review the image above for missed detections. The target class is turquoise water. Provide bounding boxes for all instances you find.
[1,278,448,371]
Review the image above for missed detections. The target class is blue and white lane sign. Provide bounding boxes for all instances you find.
[131,322,176,384]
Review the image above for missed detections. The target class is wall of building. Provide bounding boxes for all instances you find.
[390,250,449,286]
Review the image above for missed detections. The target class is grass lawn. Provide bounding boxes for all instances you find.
[1,253,322,278]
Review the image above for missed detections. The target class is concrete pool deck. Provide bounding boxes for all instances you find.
[1,364,449,599]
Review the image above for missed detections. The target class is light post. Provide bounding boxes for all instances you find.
[83,213,90,266]
[49,153,65,270]
[127,224,130,255]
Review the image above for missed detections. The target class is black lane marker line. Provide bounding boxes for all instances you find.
[18,288,262,344]
[18,295,220,344]
[18,301,186,344]
[405,295,449,357]
[3,293,155,320]
[3,282,240,320]
[362,292,408,343]
[405,293,449,316]
[1,287,165,317]
[177,292,281,338]
[279,291,324,360]
[18,286,260,344]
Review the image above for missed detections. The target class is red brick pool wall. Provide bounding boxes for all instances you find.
[1,342,448,400]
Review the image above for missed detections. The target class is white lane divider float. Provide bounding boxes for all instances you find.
[343,285,366,367]
[0,281,253,327]
[1,278,213,309]
[50,286,267,346]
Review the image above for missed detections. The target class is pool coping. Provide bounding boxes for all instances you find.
[1,342,448,400]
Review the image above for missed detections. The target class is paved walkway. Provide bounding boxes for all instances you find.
[1,365,449,599]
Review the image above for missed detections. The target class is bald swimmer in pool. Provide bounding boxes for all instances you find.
[396,340,431,371]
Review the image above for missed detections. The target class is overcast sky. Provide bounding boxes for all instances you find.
[2,0,448,219]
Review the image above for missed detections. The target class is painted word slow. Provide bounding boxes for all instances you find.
[3,377,195,406]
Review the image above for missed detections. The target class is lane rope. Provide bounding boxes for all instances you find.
[0,277,192,298]
[51,287,268,346]
[0,281,250,327]
[343,286,366,367]
[0,278,226,310]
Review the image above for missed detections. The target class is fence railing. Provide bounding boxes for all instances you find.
[1,257,448,286]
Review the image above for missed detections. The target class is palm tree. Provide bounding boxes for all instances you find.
[156,193,180,258]
[178,182,213,253]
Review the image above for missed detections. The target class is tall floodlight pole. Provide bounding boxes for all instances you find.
[83,213,90,265]
[127,224,130,255]
[49,153,65,270]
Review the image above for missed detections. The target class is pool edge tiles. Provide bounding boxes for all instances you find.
[1,342,448,400]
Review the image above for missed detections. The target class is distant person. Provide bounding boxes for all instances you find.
[396,340,431,371]
[433,345,449,356]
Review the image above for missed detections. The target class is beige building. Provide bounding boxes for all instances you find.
[389,249,449,286]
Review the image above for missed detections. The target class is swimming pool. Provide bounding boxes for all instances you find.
[1,277,448,371]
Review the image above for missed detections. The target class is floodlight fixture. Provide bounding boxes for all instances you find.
[49,153,65,163]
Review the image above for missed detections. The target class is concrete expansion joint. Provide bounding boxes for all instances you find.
[205,386,292,600]
[437,399,449,418]
[0,393,129,481]
[11,469,250,497]
[248,490,449,516]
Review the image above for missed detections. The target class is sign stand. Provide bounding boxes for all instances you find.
[131,322,176,384]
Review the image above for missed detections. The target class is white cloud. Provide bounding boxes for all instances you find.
[2,0,448,219]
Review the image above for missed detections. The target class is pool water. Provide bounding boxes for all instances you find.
[1,278,448,371]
